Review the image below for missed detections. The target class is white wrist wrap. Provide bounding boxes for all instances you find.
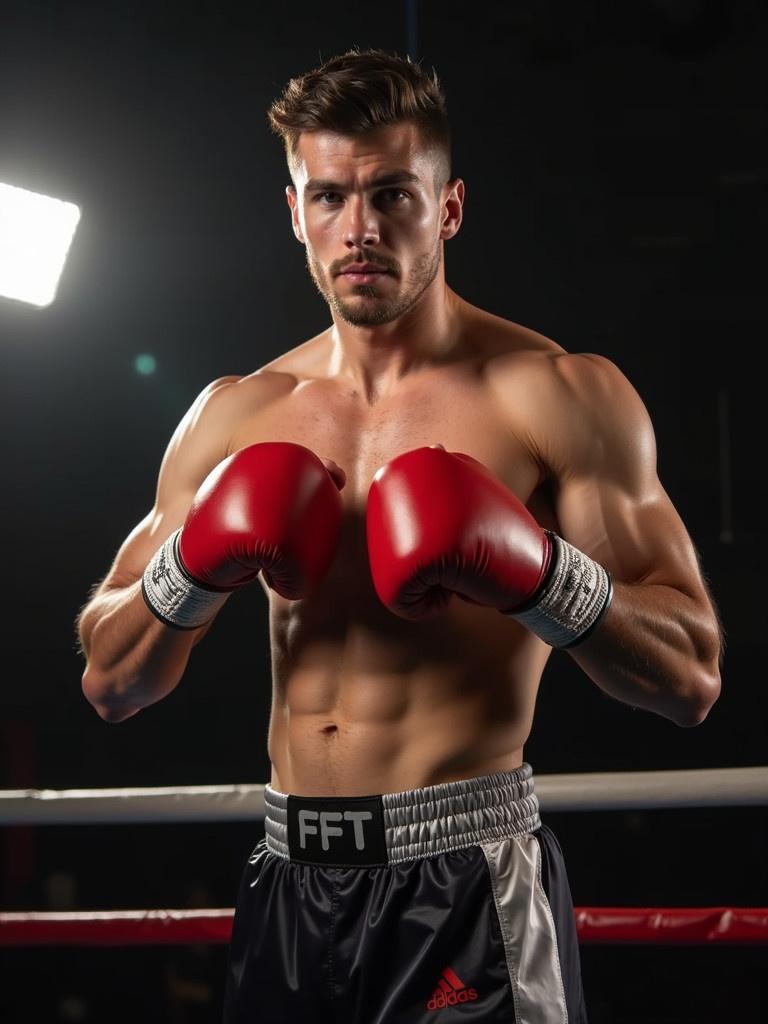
[141,529,230,630]
[506,533,613,649]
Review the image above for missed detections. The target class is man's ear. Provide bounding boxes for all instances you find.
[439,178,464,241]
[286,185,305,244]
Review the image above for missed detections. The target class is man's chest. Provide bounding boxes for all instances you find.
[228,367,546,516]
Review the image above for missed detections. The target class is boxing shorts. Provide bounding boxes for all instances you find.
[223,763,587,1022]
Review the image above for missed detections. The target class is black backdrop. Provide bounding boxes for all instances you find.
[1,1,766,1021]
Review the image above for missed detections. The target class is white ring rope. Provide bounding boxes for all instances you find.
[0,766,766,825]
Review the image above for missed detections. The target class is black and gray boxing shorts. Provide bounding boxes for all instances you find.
[223,764,588,1023]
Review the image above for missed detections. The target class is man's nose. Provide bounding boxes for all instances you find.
[342,195,380,248]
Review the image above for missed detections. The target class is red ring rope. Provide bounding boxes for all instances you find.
[1,907,766,947]
[0,909,233,946]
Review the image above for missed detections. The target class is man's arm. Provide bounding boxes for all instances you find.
[543,352,723,726]
[76,373,262,723]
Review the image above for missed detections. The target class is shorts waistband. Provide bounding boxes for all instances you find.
[263,764,541,867]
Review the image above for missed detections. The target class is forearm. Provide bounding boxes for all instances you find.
[78,581,207,722]
[565,579,722,727]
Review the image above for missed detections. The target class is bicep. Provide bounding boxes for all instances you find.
[550,354,707,598]
[556,473,706,598]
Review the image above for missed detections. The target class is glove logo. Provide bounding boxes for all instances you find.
[151,545,170,585]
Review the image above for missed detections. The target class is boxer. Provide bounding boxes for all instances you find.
[76,48,723,1023]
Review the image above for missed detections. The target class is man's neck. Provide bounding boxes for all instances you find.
[327,284,465,404]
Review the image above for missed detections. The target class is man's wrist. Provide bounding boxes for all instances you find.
[141,529,230,630]
[502,532,613,648]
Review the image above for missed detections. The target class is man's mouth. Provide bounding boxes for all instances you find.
[341,266,390,284]
[341,263,388,275]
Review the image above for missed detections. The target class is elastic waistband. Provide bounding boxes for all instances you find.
[264,764,541,867]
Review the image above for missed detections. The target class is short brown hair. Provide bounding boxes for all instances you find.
[267,47,452,192]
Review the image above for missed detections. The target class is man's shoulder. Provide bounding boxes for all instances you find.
[465,305,565,378]
[178,371,295,452]
[477,316,644,466]
[475,309,626,398]
[487,343,638,432]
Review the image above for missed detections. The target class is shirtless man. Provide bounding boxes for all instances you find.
[76,49,722,1023]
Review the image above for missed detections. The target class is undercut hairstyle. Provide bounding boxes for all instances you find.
[267,47,452,194]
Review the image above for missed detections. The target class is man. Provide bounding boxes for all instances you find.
[76,48,722,1023]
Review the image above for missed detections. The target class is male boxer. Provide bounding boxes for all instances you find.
[76,49,723,1023]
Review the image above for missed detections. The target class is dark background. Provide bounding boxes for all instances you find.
[1,1,766,1021]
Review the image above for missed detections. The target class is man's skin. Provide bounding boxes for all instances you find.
[77,122,722,797]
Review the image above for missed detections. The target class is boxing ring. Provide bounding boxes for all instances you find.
[2,765,767,949]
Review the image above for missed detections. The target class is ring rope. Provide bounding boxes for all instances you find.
[2,907,766,946]
[4,770,766,950]
[1,766,766,825]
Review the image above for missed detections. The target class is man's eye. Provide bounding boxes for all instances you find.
[313,189,410,205]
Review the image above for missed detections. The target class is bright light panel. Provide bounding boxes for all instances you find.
[0,182,81,308]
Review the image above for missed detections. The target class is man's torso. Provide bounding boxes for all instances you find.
[221,301,569,795]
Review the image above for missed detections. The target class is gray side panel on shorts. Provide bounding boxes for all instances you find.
[481,834,568,1024]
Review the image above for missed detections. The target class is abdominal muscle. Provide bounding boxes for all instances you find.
[266,594,552,797]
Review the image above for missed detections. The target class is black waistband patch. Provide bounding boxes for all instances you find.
[286,793,388,866]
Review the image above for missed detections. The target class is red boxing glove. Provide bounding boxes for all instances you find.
[180,442,343,596]
[366,446,552,619]
[143,442,344,628]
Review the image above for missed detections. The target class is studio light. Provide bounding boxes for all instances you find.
[0,182,81,308]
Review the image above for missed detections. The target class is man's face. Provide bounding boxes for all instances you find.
[286,123,461,327]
